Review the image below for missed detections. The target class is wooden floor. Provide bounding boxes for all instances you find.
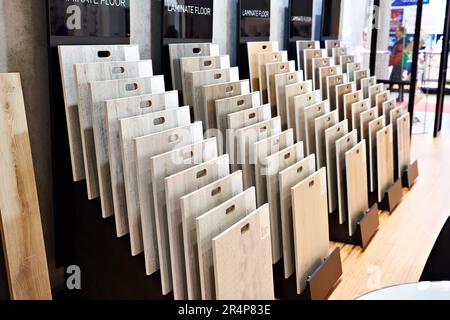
[329,132,450,300]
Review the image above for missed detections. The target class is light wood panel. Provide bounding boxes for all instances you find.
[398,113,411,179]
[368,84,384,107]
[58,45,140,181]
[312,57,331,91]
[368,116,386,193]
[360,107,378,146]
[325,40,341,57]
[248,42,278,92]
[165,155,230,300]
[375,91,390,117]
[275,71,304,130]
[266,61,295,116]
[351,99,370,140]
[340,55,355,74]
[377,125,394,202]
[382,98,397,124]
[294,90,321,146]
[213,204,274,300]
[196,188,257,300]
[304,101,328,155]
[286,80,313,139]
[296,40,319,71]
[332,47,348,65]
[355,69,370,90]
[347,62,362,83]
[336,82,355,121]
[391,107,404,179]
[257,51,287,104]
[343,90,363,126]
[292,168,329,294]
[315,110,339,169]
[0,73,52,300]
[361,76,377,99]
[319,66,337,100]
[304,49,324,81]
[327,74,345,111]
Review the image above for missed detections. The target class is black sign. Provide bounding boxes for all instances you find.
[321,0,342,40]
[240,0,271,39]
[289,0,313,39]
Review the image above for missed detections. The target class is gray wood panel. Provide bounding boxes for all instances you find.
[315,110,339,169]
[336,82,355,121]
[368,84,384,108]
[257,51,287,104]
[304,101,328,155]
[347,62,362,82]
[361,76,377,99]
[318,66,337,100]
[248,42,278,92]
[296,40,319,71]
[332,47,348,65]
[327,74,345,111]
[304,49,324,81]
[340,55,355,74]
[397,113,411,179]
[294,90,321,147]
[391,107,404,178]
[312,57,331,91]
[275,71,303,130]
[343,90,363,127]
[377,125,394,202]
[368,116,386,193]
[266,61,295,116]
[355,69,370,90]
[325,40,341,57]
[351,98,370,140]
[286,80,313,139]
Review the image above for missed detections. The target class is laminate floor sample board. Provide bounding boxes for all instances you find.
[196,188,257,300]
[181,171,244,300]
[325,121,349,213]
[275,71,304,130]
[75,60,154,200]
[304,101,328,155]
[351,99,370,140]
[266,61,295,116]
[345,141,369,236]
[216,92,261,156]
[58,45,140,181]
[336,130,358,224]
[319,66,337,100]
[105,91,179,237]
[90,76,165,219]
[360,107,378,146]
[398,113,411,179]
[169,43,220,91]
[343,90,363,126]
[368,116,386,193]
[120,107,191,256]
[325,40,341,57]
[188,67,239,124]
[279,155,317,278]
[304,49,324,81]
[312,57,331,91]
[375,91,390,117]
[286,80,313,139]
[336,82,355,121]
[165,155,230,300]
[180,55,230,106]
[248,42,278,92]
[355,69,370,90]
[340,55,355,74]
[213,204,274,300]
[315,110,339,169]
[148,123,204,294]
[0,73,52,300]
[368,84,384,108]
[390,107,404,178]
[143,138,216,278]
[347,62,362,82]
[294,90,321,147]
[376,125,394,202]
[254,130,295,207]
[296,41,319,71]
[332,47,348,65]
[361,76,377,99]
[257,51,287,104]
[327,74,345,111]
[383,99,397,124]
[292,168,329,294]
[266,143,304,264]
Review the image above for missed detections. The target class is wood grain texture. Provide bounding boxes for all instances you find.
[360,107,378,145]
[354,69,370,90]
[279,155,317,279]
[196,188,257,300]
[332,47,348,65]
[315,110,339,169]
[148,123,205,294]
[325,40,341,57]
[294,90,321,147]
[319,66,337,100]
[120,107,191,256]
[304,101,328,155]
[343,90,363,126]
[58,45,140,181]
[361,76,377,99]
[296,40,319,71]
[347,62,362,82]
[266,61,295,116]
[247,42,278,92]
[368,84,384,108]
[266,143,304,264]
[213,204,274,300]
[286,80,313,139]
[165,155,230,300]
[105,91,179,237]
[377,125,394,202]
[375,91,390,118]
[257,51,287,104]
[0,73,52,300]
[275,71,303,130]
[390,107,404,179]
[181,171,244,300]
[368,116,386,193]
[304,49,325,81]
[336,82,355,121]
[397,113,411,179]
[325,121,349,213]
[169,43,220,91]
[312,58,331,91]
[351,99,370,140]
[345,141,369,236]
[254,130,295,207]
[340,55,355,74]
[292,168,329,294]
[382,98,397,125]
[327,74,345,111]
[90,76,166,219]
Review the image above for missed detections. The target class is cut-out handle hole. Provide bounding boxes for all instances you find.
[241,223,250,234]
[97,50,111,58]
[140,100,152,109]
[226,205,235,215]
[309,180,315,188]
[262,45,268,50]
[297,166,304,174]
[260,126,268,132]
[226,86,234,93]
[126,83,139,91]
[196,169,208,179]
[280,65,286,70]
[214,73,223,80]
[204,60,212,67]
[169,134,180,143]
[284,153,291,160]
[193,48,202,54]
[154,117,166,126]
[112,67,125,74]
[237,100,245,106]
[211,187,222,197]
[249,113,256,119]
[357,149,360,154]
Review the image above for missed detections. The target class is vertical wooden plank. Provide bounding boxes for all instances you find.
[382,98,397,125]
[304,49,325,81]
[286,80,313,138]
[327,74,345,111]
[296,40,319,71]
[304,101,328,155]
[368,116,386,193]
[247,42,278,92]
[347,62,362,82]
[375,91,390,118]
[360,76,377,99]
[332,47,348,65]
[294,90,321,147]
[275,71,303,130]
[398,113,412,179]
[318,66,337,100]
[315,110,339,169]
[325,40,341,57]
[391,106,404,179]
[377,125,394,202]
[257,51,287,103]
[351,99,370,140]
[368,84,384,108]
[354,69,370,91]
[340,55,355,74]
[266,61,295,116]
[312,58,331,91]
[343,90,363,127]
[336,82,355,121]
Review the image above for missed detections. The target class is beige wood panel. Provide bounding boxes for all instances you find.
[257,51,287,104]
[336,130,358,224]
[58,45,140,181]
[343,90,363,126]
[105,91,179,237]
[340,55,355,74]
[347,62,362,83]
[398,113,411,179]
[304,101,328,155]
[375,91,390,118]
[351,99,370,140]
[325,40,341,57]
[196,188,257,300]
[304,49,325,81]
[336,82,355,121]
[325,120,349,213]
[279,155,317,279]
[312,57,331,91]
[361,76,377,99]
[315,110,339,169]
[275,71,303,130]
[169,43,220,91]
[319,66,337,100]
[181,171,244,300]
[377,125,394,202]
[165,155,230,300]
[391,106,404,178]
[180,55,230,106]
[266,143,304,264]
[254,130,295,207]
[355,69,370,90]
[213,204,274,300]
[286,80,313,138]
[216,92,261,156]
[266,61,295,116]
[296,40,319,71]
[292,168,329,294]
[294,90,321,147]
[327,74,345,111]
[120,107,191,256]
[332,47,348,65]
[203,80,250,132]
[382,98,397,124]
[368,84,384,108]
[248,42,278,92]
[148,123,204,294]
[345,141,369,236]
[0,73,52,300]
[360,107,378,145]
[368,116,386,193]
[237,117,282,189]
[90,76,166,219]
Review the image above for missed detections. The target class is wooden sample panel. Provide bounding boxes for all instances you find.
[213,205,274,300]
[294,90,321,146]
[340,55,355,74]
[397,113,411,179]
[377,125,394,202]
[312,57,331,91]
[196,188,257,300]
[169,43,220,90]
[347,62,362,82]
[165,156,230,300]
[375,91,390,117]
[120,107,191,256]
[275,71,304,130]
[327,74,345,111]
[345,141,369,236]
[292,168,329,294]
[58,44,140,181]
[286,80,313,138]
[279,155,317,278]
[319,66,337,100]
[0,73,52,300]
[336,82,355,121]
[325,40,341,57]
[361,76,377,99]
[266,61,295,115]
[248,41,278,92]
[360,107,378,145]
[105,91,179,237]
[304,49,324,81]
[257,51,287,103]
[332,47,348,65]
[351,99,370,140]
[368,84,384,107]
[304,101,328,155]
[355,69,370,90]
[390,107,404,178]
[325,121,349,213]
[149,123,205,294]
[296,40,319,71]
[315,110,339,169]
[368,116,386,193]
[343,90,363,126]
[382,98,397,124]
[336,130,358,224]
[181,171,244,300]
